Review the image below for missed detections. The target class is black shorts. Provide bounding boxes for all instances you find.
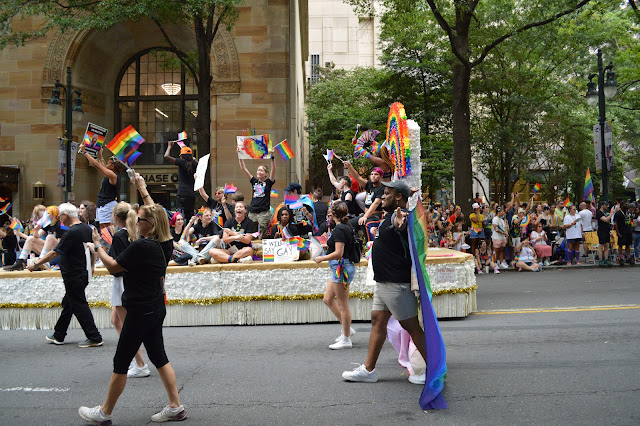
[597,231,610,245]
[618,233,633,247]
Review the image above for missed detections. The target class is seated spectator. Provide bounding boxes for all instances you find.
[530,222,552,266]
[208,202,256,264]
[0,225,19,266]
[475,239,499,274]
[267,206,299,239]
[312,188,329,223]
[439,222,453,248]
[198,186,233,228]
[176,207,223,265]
[515,239,540,272]
[316,208,335,237]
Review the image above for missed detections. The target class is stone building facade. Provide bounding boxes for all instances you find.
[0,1,308,219]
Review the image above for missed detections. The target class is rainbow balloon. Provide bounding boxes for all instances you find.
[386,102,411,178]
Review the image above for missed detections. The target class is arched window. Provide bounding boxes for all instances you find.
[115,48,198,165]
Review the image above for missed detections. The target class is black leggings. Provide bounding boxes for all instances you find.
[113,304,169,374]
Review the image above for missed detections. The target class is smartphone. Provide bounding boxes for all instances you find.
[126,168,135,181]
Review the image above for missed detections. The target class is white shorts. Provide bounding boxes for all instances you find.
[111,276,124,307]
[96,200,117,225]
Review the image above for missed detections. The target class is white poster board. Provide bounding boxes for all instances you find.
[193,154,210,191]
[262,239,300,263]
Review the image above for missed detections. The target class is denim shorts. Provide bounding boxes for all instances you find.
[470,229,485,239]
[328,258,355,285]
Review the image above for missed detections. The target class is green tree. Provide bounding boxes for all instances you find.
[0,0,242,173]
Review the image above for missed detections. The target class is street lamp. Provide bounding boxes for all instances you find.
[48,66,84,202]
[585,49,616,202]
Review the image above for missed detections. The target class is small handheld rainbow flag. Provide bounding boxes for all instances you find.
[0,203,12,215]
[297,238,310,252]
[196,206,206,217]
[216,215,224,228]
[178,131,187,141]
[270,189,279,198]
[9,218,23,233]
[0,197,6,202]
[563,197,571,207]
[583,168,594,202]
[224,183,237,194]
[323,149,334,163]
[101,227,114,246]
[106,125,145,166]
[273,140,294,161]
[532,183,541,194]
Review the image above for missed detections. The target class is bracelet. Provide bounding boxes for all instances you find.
[142,194,150,199]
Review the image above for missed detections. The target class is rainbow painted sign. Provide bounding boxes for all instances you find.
[236,135,272,160]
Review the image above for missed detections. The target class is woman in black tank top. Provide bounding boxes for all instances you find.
[80,147,124,228]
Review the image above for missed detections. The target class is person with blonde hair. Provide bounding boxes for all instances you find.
[107,202,150,378]
[80,202,186,424]
[4,205,64,271]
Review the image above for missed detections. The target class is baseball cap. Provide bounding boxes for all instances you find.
[284,182,302,194]
[381,180,410,200]
[180,146,192,155]
[472,202,481,209]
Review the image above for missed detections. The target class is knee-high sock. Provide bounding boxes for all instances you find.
[572,250,579,262]
[39,249,49,259]
[565,248,571,263]
[18,248,30,261]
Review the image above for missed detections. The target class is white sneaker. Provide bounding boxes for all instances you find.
[78,405,112,425]
[151,405,187,422]
[127,363,151,378]
[335,327,356,342]
[493,268,500,274]
[329,335,352,350]
[500,261,509,269]
[342,364,378,382]
[238,256,253,264]
[408,371,426,385]
[544,260,550,266]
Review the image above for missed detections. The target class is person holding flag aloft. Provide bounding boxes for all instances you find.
[238,150,276,239]
[164,138,197,222]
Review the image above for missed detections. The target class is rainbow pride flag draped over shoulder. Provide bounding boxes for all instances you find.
[408,197,448,410]
[106,125,145,166]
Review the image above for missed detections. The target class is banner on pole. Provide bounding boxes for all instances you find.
[593,123,602,172]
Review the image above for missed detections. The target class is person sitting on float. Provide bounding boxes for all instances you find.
[530,222,552,266]
[267,206,299,239]
[198,186,233,228]
[176,207,223,265]
[514,239,541,272]
[316,207,335,237]
[208,201,256,264]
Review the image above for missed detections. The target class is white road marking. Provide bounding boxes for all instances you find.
[0,387,70,392]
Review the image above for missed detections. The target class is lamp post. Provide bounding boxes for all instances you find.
[585,49,617,202]
[48,66,84,202]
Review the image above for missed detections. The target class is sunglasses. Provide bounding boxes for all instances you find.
[137,217,151,223]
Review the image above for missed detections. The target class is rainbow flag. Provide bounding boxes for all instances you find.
[196,206,205,217]
[583,168,594,202]
[274,140,294,161]
[263,253,275,262]
[563,197,571,207]
[9,218,23,233]
[270,189,279,199]
[216,215,224,228]
[297,238,310,251]
[101,227,114,245]
[178,131,187,141]
[224,183,237,194]
[106,125,145,166]
[0,203,12,215]
[323,149,334,163]
[532,183,541,194]
[407,196,448,410]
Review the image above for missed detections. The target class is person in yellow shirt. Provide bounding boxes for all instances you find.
[469,203,486,255]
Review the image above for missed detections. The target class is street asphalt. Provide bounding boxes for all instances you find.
[1,268,639,425]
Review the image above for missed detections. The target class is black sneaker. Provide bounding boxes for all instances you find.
[626,258,635,265]
[78,339,104,348]
[3,259,25,271]
[45,334,64,345]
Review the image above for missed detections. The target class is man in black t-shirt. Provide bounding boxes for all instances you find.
[28,203,103,347]
[344,162,385,240]
[342,180,427,385]
[209,202,256,264]
[596,201,613,266]
[178,207,224,265]
[614,202,634,265]
[239,154,276,239]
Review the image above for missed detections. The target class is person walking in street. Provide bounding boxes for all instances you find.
[28,203,103,348]
[341,180,428,385]
[314,201,357,350]
[79,203,186,424]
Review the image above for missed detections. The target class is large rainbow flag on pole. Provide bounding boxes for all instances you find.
[583,168,594,202]
[407,196,448,410]
[106,125,145,166]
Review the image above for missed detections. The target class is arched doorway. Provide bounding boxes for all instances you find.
[115,48,199,208]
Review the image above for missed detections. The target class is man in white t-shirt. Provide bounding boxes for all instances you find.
[563,205,583,265]
[578,202,594,258]
[491,206,509,269]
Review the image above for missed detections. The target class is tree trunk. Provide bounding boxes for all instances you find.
[452,61,473,212]
[194,20,213,194]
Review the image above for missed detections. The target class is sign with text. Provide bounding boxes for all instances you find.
[83,123,108,158]
[435,268,456,284]
[262,238,300,263]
